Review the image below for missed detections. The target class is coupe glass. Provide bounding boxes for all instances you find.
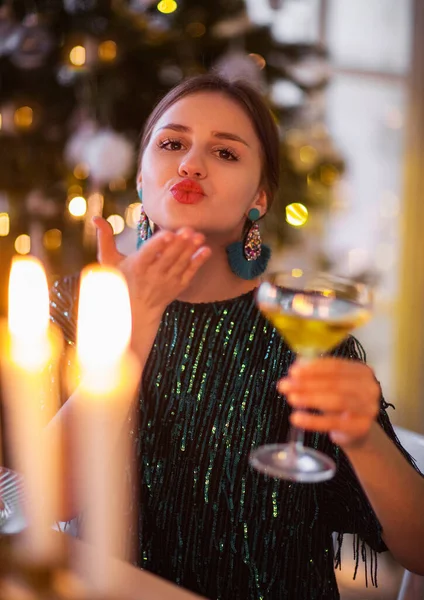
[250,270,372,482]
[0,466,25,533]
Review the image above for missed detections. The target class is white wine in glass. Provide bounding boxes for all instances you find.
[250,271,372,482]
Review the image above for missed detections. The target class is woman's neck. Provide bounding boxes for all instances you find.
[177,238,260,304]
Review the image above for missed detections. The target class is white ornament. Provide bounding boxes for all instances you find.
[84,129,135,185]
[65,121,97,167]
[214,51,265,89]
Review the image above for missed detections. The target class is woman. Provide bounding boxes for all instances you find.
[50,74,424,600]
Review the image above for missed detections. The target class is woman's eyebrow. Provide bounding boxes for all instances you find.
[212,131,250,147]
[157,123,190,134]
[156,123,250,147]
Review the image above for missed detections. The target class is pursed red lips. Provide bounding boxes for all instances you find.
[170,180,206,204]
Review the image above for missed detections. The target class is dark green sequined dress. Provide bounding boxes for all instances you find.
[50,274,415,600]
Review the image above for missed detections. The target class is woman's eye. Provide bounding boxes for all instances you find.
[216,148,239,161]
[159,139,183,151]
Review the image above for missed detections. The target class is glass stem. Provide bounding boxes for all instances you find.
[288,351,318,452]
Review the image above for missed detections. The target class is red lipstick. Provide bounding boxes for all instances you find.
[170,179,205,204]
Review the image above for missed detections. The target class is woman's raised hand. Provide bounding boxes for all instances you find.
[93,215,211,322]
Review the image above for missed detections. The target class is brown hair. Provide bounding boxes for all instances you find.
[138,74,280,208]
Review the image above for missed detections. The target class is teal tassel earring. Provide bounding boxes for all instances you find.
[226,208,271,280]
[136,188,153,250]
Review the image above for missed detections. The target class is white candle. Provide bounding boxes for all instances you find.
[75,265,140,596]
[1,256,62,562]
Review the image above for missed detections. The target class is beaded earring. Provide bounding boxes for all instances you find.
[136,188,153,250]
[226,208,271,280]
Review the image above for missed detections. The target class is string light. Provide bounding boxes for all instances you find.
[285,203,308,227]
[14,106,33,129]
[125,203,142,229]
[98,40,117,62]
[107,214,125,235]
[70,45,86,66]
[0,212,10,236]
[299,145,318,166]
[73,163,89,180]
[157,0,178,14]
[291,268,303,278]
[43,229,62,251]
[15,234,31,255]
[68,196,87,218]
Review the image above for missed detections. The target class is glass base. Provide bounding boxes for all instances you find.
[249,443,336,483]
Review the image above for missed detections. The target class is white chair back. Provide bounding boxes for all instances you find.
[394,427,424,600]
[394,426,424,471]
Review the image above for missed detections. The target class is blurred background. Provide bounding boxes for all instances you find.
[0,0,423,438]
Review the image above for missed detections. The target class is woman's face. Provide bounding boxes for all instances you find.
[139,91,267,241]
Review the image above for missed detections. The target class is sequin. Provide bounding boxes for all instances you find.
[49,275,419,600]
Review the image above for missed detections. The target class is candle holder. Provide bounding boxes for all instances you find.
[0,530,116,600]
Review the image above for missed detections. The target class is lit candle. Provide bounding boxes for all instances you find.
[75,265,140,595]
[1,256,62,562]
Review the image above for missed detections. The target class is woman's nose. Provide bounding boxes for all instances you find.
[178,150,206,179]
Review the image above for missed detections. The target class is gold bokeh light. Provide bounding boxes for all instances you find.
[125,203,142,229]
[157,0,178,14]
[70,45,86,66]
[291,268,304,278]
[43,229,62,251]
[107,214,125,235]
[299,145,318,166]
[98,40,117,62]
[68,196,87,218]
[285,203,309,227]
[73,163,89,180]
[0,212,10,236]
[14,106,33,129]
[14,234,31,255]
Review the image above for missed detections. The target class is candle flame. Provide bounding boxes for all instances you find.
[77,266,132,375]
[8,257,50,369]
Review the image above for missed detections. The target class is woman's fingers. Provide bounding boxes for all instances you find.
[136,228,209,281]
[180,246,212,288]
[278,379,379,415]
[289,357,366,378]
[118,227,211,313]
[93,216,125,266]
[133,229,175,267]
[153,228,198,274]
[290,410,371,439]
[167,232,205,279]
[277,357,381,448]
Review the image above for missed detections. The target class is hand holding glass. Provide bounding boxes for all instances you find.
[250,271,372,482]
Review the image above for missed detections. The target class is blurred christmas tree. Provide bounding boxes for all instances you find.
[0,0,344,312]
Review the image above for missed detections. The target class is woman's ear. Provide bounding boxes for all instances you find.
[252,189,268,217]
